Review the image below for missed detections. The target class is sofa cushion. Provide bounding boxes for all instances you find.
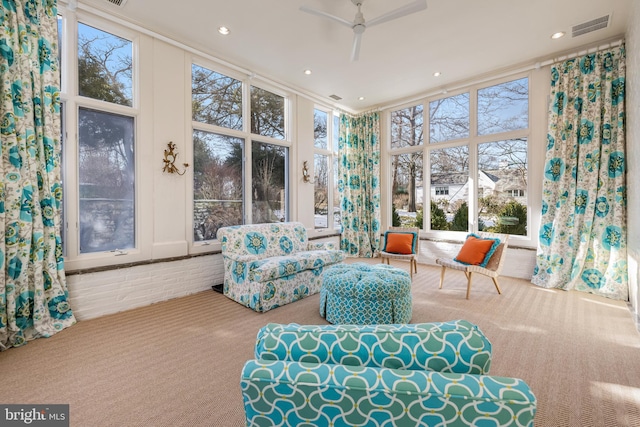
[249,250,345,282]
[255,320,492,374]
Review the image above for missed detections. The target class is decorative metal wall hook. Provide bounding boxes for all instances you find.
[162,142,189,175]
[302,161,314,184]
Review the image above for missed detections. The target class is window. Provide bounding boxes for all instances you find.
[435,187,449,196]
[429,93,469,143]
[314,109,328,228]
[391,153,423,227]
[389,76,529,237]
[314,153,329,228]
[314,109,328,149]
[78,23,132,106]
[191,65,246,240]
[252,141,288,223]
[478,78,528,135]
[192,65,242,129]
[313,108,340,229]
[78,108,135,252]
[391,104,423,149]
[506,189,525,197]
[191,63,290,240]
[430,146,469,232]
[390,105,423,229]
[476,78,529,236]
[76,22,136,254]
[251,86,285,139]
[478,139,528,235]
[193,131,243,241]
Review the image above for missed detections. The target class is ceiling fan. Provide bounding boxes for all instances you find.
[300,0,427,61]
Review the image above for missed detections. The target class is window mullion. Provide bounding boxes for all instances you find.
[469,88,479,232]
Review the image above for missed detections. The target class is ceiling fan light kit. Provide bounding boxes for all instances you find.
[301,0,427,61]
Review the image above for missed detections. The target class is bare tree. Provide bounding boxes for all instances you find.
[192,65,242,129]
[391,105,423,212]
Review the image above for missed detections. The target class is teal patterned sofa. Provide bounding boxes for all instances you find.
[241,321,537,426]
[217,222,345,312]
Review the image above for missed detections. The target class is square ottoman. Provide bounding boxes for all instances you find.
[320,262,412,325]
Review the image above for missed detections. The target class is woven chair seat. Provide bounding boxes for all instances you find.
[435,232,508,299]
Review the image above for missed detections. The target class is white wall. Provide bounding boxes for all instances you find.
[626,2,640,326]
[67,255,224,320]
[68,233,342,320]
[62,25,330,319]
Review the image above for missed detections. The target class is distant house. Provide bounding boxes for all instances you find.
[487,169,528,202]
[420,169,526,211]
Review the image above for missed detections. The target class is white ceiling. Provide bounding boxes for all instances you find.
[78,0,631,112]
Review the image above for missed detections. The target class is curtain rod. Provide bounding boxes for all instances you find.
[378,37,625,112]
[536,38,624,68]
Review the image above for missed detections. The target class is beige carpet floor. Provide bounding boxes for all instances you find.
[1,259,640,426]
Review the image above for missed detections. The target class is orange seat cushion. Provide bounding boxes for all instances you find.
[383,232,416,255]
[454,234,501,267]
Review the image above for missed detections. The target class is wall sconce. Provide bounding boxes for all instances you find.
[302,161,314,184]
[162,142,189,175]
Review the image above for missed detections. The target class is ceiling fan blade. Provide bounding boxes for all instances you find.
[366,0,427,28]
[300,5,353,28]
[350,32,363,62]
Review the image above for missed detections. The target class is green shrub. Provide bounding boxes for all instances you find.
[430,201,449,230]
[450,201,469,231]
[493,200,527,235]
[392,204,401,227]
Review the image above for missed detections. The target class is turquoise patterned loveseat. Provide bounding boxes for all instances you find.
[217,222,345,312]
[241,321,537,426]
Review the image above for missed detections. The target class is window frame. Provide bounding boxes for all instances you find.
[386,72,534,246]
[312,106,340,231]
[59,9,150,271]
[188,57,292,254]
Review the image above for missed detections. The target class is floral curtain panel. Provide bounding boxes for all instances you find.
[1,0,76,350]
[532,45,627,300]
[338,112,381,257]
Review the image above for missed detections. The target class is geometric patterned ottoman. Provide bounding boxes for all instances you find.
[320,262,412,325]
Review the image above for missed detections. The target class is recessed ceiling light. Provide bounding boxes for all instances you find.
[304,69,312,75]
[218,26,230,35]
[551,31,565,39]
[433,71,441,77]
[358,96,365,101]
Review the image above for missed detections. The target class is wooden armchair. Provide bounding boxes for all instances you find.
[436,232,509,299]
[380,227,419,279]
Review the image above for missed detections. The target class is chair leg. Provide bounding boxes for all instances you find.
[466,272,473,300]
[439,266,446,289]
[413,258,417,274]
[492,277,502,295]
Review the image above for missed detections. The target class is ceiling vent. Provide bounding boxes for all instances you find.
[105,0,128,7]
[329,94,342,101]
[572,15,610,37]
